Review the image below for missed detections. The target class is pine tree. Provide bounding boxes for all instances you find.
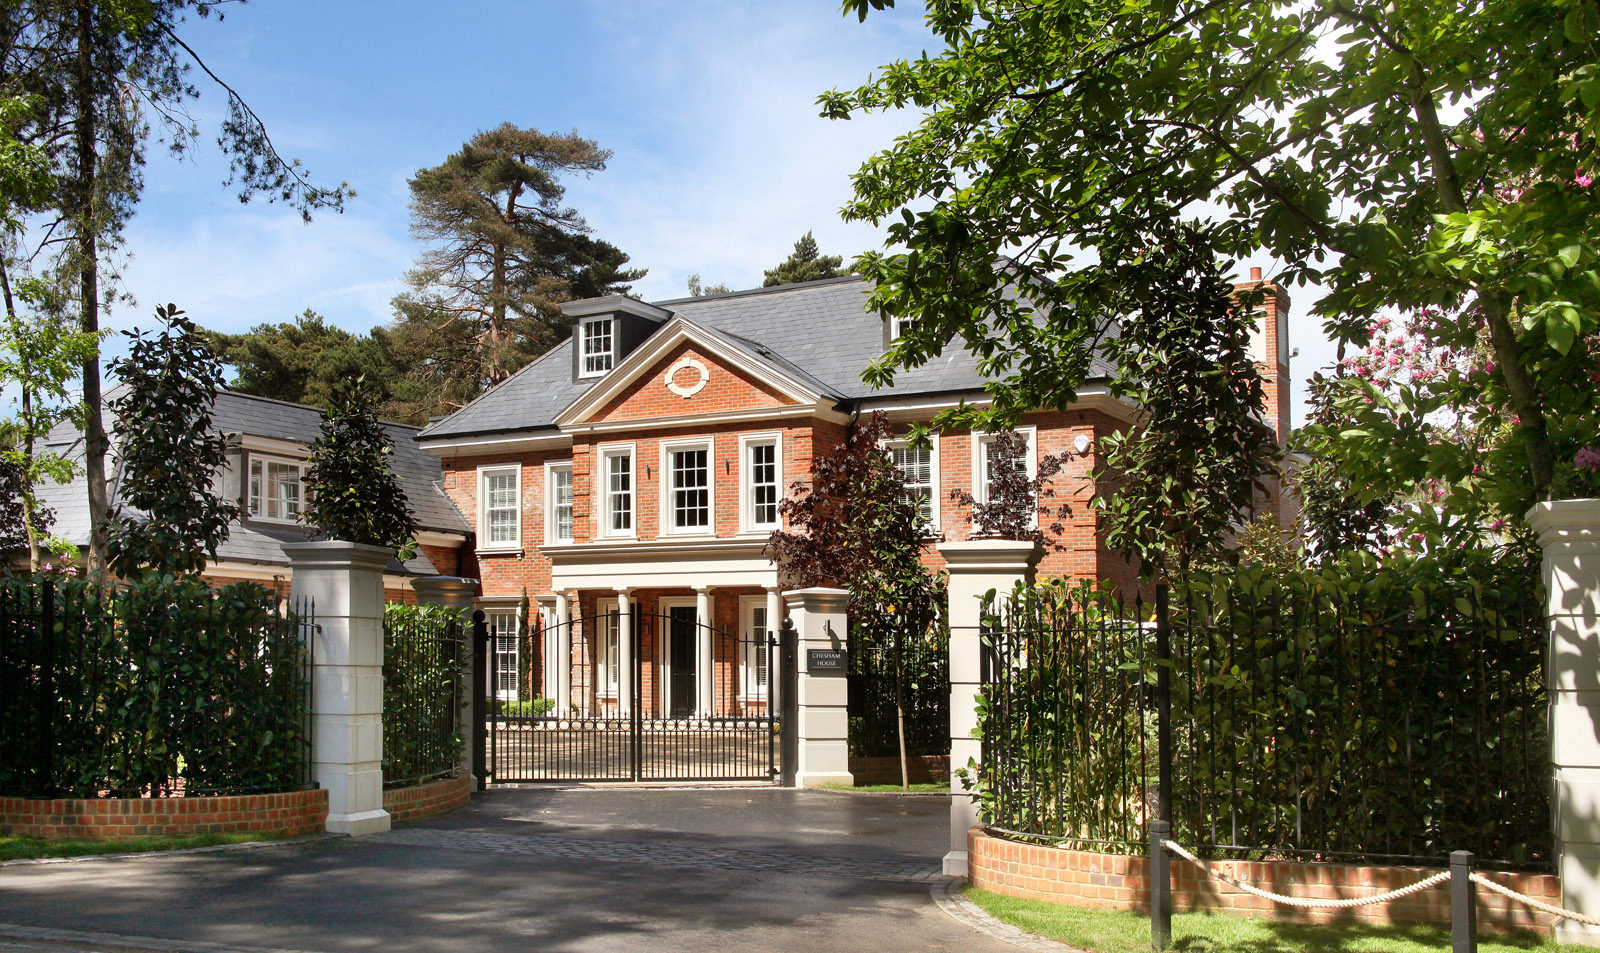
[389,124,644,420]
[208,309,399,412]
[761,231,848,287]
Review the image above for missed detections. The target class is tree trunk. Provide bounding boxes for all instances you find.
[0,260,41,572]
[893,622,909,790]
[74,0,109,575]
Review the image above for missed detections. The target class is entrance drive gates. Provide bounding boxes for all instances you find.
[473,609,779,783]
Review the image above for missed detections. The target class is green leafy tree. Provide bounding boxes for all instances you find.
[207,309,400,412]
[949,430,1069,543]
[826,0,1600,522]
[390,124,644,420]
[762,231,848,287]
[1091,224,1280,582]
[767,411,943,788]
[301,377,418,556]
[686,273,731,297]
[0,1,350,574]
[104,304,238,579]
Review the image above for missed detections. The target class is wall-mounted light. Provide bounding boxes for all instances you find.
[1073,434,1092,455]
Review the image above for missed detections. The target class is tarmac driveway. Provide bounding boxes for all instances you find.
[0,787,1018,953]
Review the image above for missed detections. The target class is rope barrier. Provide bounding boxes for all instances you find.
[1162,840,1451,910]
[1470,872,1600,927]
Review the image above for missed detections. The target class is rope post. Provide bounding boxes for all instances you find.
[1451,851,1477,953]
[1150,820,1172,951]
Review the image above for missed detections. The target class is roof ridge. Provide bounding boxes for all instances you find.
[650,273,864,307]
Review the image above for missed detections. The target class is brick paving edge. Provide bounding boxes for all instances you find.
[930,879,1094,953]
[0,833,341,868]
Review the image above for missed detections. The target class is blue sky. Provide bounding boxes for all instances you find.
[101,0,1332,424]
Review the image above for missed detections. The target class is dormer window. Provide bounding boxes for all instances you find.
[249,456,304,523]
[580,316,615,377]
[893,316,916,339]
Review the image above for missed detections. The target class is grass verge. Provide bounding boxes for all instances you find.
[963,886,1583,953]
[0,831,276,862]
[820,781,947,793]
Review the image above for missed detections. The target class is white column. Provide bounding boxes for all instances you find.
[696,586,714,717]
[766,587,784,712]
[616,588,634,716]
[284,540,395,836]
[784,587,852,787]
[410,575,481,782]
[936,538,1044,877]
[555,592,572,715]
[1528,499,1600,945]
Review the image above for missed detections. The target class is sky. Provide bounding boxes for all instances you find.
[91,0,1334,425]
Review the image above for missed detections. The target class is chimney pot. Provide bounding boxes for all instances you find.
[1249,266,1263,281]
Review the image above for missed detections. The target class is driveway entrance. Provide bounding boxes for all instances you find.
[0,788,1021,953]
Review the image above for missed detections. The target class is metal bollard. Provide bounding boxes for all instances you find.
[1451,850,1477,953]
[1150,820,1172,951]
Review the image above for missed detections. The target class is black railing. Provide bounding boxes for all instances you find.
[382,607,464,788]
[0,575,314,798]
[847,620,949,760]
[977,576,1550,868]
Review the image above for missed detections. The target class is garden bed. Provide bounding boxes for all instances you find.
[0,789,328,841]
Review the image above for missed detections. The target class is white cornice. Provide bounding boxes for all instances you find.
[561,295,673,322]
[561,403,848,435]
[554,316,829,427]
[854,386,1136,425]
[233,435,306,457]
[544,536,771,564]
[417,431,572,457]
[415,530,466,548]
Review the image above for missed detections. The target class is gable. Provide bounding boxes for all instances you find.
[591,342,796,424]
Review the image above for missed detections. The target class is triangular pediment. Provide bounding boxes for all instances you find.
[553,317,837,429]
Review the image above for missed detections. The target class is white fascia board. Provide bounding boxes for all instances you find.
[561,295,673,322]
[417,431,572,457]
[206,562,289,582]
[561,402,848,436]
[546,537,779,592]
[235,435,307,457]
[853,385,1136,425]
[415,530,466,548]
[553,316,828,427]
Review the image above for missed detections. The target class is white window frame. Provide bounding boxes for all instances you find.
[578,315,615,378]
[247,454,306,525]
[540,604,559,702]
[657,596,701,718]
[545,461,574,545]
[739,432,782,534]
[739,596,771,700]
[596,444,636,539]
[892,316,916,339]
[972,425,1039,507]
[883,435,940,532]
[598,600,639,700]
[476,465,521,553]
[487,608,520,702]
[660,436,715,536]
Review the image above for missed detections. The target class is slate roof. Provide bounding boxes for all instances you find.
[34,389,469,575]
[419,275,1116,442]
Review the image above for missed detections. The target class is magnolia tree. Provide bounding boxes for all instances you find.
[766,411,943,789]
[301,377,418,557]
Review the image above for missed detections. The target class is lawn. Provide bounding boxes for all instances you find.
[820,781,947,793]
[963,886,1584,953]
[0,832,277,863]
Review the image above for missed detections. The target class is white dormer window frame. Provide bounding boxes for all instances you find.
[248,454,306,525]
[660,436,715,536]
[477,464,522,553]
[883,435,940,532]
[579,315,616,378]
[892,316,916,339]
[739,432,782,534]
[545,461,574,545]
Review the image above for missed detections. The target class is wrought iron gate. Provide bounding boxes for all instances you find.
[476,609,778,783]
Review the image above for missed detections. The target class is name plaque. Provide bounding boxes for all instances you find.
[807,648,847,672]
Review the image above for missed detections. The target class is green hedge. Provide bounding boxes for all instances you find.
[490,697,556,717]
[382,603,464,787]
[0,573,312,798]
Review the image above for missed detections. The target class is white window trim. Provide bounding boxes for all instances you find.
[540,604,559,702]
[660,436,716,536]
[486,607,520,702]
[657,596,701,718]
[247,453,307,525]
[739,596,771,700]
[971,425,1039,506]
[578,315,615,378]
[476,464,522,553]
[892,316,916,339]
[738,432,783,535]
[883,435,940,532]
[596,443,637,540]
[545,461,574,545]
[597,605,633,700]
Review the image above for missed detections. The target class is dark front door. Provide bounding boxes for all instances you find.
[669,606,697,718]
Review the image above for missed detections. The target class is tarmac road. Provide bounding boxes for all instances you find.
[0,786,1022,953]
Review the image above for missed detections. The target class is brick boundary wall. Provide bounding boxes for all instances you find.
[0,789,328,841]
[968,827,1560,936]
[847,756,950,786]
[382,775,471,824]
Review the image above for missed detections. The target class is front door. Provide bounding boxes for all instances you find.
[668,606,698,718]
